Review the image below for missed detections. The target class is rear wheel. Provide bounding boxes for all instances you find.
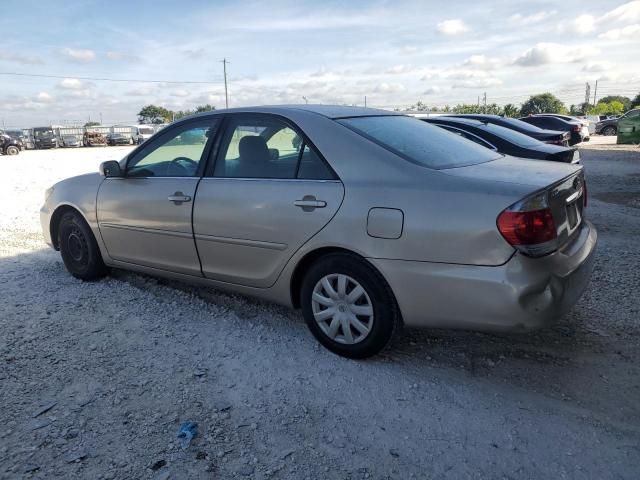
[300,253,398,359]
[57,211,107,281]
[5,146,19,155]
[602,126,617,136]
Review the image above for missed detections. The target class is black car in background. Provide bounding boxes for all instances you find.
[423,117,579,163]
[449,114,570,146]
[106,133,132,146]
[33,127,58,149]
[0,133,22,155]
[519,115,585,146]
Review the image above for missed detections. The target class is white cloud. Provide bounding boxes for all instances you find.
[106,51,139,62]
[582,61,615,72]
[34,92,53,103]
[399,45,418,55]
[61,48,96,63]
[573,14,596,34]
[57,78,85,90]
[513,43,599,66]
[0,51,43,65]
[446,69,502,89]
[170,89,190,97]
[461,55,500,71]
[436,19,468,35]
[373,82,406,94]
[424,86,442,95]
[598,24,640,40]
[384,64,414,74]
[600,1,640,24]
[509,11,556,25]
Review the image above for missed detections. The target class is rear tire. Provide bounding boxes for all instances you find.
[300,253,399,359]
[602,126,616,136]
[57,211,107,281]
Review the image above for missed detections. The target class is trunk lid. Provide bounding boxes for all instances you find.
[443,156,586,250]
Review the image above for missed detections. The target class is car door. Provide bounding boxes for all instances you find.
[97,117,220,275]
[617,109,640,144]
[193,113,344,288]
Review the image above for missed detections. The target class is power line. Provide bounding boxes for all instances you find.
[0,71,220,84]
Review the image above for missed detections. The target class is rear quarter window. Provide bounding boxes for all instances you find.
[339,115,501,169]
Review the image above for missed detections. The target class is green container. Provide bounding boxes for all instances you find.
[617,109,640,144]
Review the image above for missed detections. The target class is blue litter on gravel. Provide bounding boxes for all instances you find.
[176,421,198,449]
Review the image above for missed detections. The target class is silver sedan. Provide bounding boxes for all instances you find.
[40,105,597,358]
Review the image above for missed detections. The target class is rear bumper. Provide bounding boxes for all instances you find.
[369,220,597,332]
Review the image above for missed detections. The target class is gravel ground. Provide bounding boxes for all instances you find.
[1,144,639,479]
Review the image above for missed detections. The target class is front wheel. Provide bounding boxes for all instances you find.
[300,254,399,359]
[5,146,19,155]
[58,211,107,280]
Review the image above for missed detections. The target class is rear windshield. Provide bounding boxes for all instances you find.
[339,115,501,169]
[497,117,546,133]
[479,123,543,147]
[139,127,154,134]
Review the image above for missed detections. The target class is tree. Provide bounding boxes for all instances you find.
[502,104,520,118]
[587,101,625,116]
[84,121,100,127]
[631,93,640,109]
[408,100,430,111]
[598,95,631,111]
[138,105,173,124]
[520,93,567,116]
[194,104,216,113]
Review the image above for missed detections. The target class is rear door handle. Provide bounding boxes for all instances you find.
[295,196,326,211]
[168,192,191,204]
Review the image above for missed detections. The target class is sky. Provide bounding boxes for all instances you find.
[1,0,639,127]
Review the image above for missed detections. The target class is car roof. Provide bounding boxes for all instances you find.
[424,117,486,127]
[185,104,398,121]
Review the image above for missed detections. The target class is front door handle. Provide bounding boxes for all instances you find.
[295,195,326,212]
[168,192,191,204]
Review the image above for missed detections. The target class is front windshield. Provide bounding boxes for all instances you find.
[339,115,501,169]
[34,129,54,138]
[479,123,543,147]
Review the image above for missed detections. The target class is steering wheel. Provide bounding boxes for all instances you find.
[167,157,198,175]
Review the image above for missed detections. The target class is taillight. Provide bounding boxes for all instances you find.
[497,192,558,257]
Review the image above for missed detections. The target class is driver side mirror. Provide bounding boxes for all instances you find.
[100,160,123,177]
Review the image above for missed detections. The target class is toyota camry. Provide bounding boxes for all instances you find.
[41,105,597,358]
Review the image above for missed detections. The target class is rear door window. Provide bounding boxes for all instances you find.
[339,115,501,169]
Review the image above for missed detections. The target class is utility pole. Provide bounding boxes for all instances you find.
[584,82,591,105]
[99,112,103,125]
[593,80,598,105]
[483,92,487,112]
[364,96,367,108]
[302,96,308,104]
[221,58,230,109]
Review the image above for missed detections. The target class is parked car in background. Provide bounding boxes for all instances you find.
[3,129,28,145]
[0,133,22,155]
[519,115,586,146]
[449,114,570,146]
[106,133,132,146]
[423,117,580,163]
[616,108,640,144]
[133,125,155,144]
[532,114,590,142]
[83,131,107,147]
[596,109,639,136]
[33,126,58,149]
[41,106,596,358]
[61,135,81,148]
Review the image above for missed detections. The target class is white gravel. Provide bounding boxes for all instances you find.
[1,145,639,479]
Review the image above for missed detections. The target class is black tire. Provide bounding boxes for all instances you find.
[5,146,19,155]
[602,126,617,136]
[57,211,107,281]
[300,253,399,359]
